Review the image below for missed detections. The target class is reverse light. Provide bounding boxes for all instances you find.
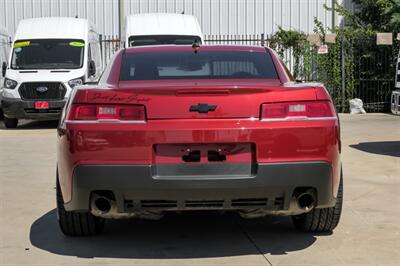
[261,101,336,121]
[3,78,18,90]
[68,104,146,122]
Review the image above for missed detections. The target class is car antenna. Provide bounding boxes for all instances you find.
[192,40,200,53]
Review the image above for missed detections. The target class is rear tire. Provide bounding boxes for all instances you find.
[292,170,343,233]
[0,109,4,120]
[3,117,18,128]
[56,173,104,236]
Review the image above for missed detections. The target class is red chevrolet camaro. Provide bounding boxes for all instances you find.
[56,45,343,236]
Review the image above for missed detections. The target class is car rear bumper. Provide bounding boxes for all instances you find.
[1,97,66,120]
[64,161,336,216]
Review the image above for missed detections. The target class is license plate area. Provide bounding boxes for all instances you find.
[154,143,254,164]
[34,101,49,109]
[153,143,256,179]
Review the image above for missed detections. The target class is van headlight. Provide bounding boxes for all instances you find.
[4,78,18,90]
[68,77,84,89]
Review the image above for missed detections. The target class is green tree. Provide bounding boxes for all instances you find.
[384,0,400,31]
[326,0,400,32]
[269,27,310,79]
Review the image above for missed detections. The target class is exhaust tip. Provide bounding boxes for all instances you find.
[94,197,112,213]
[297,193,315,211]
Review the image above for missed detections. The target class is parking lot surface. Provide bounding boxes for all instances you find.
[1,113,399,266]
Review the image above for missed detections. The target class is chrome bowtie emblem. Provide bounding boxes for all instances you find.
[36,86,48,93]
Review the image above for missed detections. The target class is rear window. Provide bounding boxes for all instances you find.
[120,50,278,80]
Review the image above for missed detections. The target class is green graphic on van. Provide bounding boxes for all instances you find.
[69,41,85,47]
[14,41,30,48]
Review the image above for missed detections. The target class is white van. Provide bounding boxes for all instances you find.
[1,17,102,128]
[0,24,11,119]
[125,13,204,47]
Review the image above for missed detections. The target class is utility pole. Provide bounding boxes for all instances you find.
[119,0,125,44]
[331,0,336,29]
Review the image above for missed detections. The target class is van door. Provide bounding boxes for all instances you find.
[0,36,8,82]
[88,41,102,82]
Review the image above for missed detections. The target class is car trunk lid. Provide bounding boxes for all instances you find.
[75,80,318,119]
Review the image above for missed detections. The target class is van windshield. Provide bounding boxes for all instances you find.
[128,35,201,47]
[11,39,85,69]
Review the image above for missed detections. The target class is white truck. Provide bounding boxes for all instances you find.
[1,17,102,128]
[125,13,204,47]
[0,24,11,120]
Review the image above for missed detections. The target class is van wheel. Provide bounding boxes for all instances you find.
[0,109,4,120]
[292,170,343,233]
[56,173,104,236]
[3,117,18,128]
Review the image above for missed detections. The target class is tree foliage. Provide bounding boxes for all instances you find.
[384,0,400,31]
[325,0,400,32]
[269,27,309,79]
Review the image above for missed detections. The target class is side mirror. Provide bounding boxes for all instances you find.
[88,60,96,77]
[2,62,6,77]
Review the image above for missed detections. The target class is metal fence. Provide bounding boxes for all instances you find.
[204,34,268,46]
[99,34,397,113]
[352,37,398,112]
[99,35,122,68]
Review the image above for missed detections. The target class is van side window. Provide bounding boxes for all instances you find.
[89,42,102,75]
[93,43,101,69]
[0,40,6,62]
[88,43,92,61]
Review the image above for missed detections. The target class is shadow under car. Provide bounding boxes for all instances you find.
[29,209,324,259]
[350,141,400,157]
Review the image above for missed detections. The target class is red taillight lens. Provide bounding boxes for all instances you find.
[74,105,97,120]
[68,104,145,121]
[261,101,335,120]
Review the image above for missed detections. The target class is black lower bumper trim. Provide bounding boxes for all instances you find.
[1,97,66,120]
[63,161,335,213]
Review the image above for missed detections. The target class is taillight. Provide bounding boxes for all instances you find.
[67,104,145,122]
[261,101,336,121]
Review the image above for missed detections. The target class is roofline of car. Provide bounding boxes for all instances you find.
[102,45,292,85]
[123,44,270,53]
